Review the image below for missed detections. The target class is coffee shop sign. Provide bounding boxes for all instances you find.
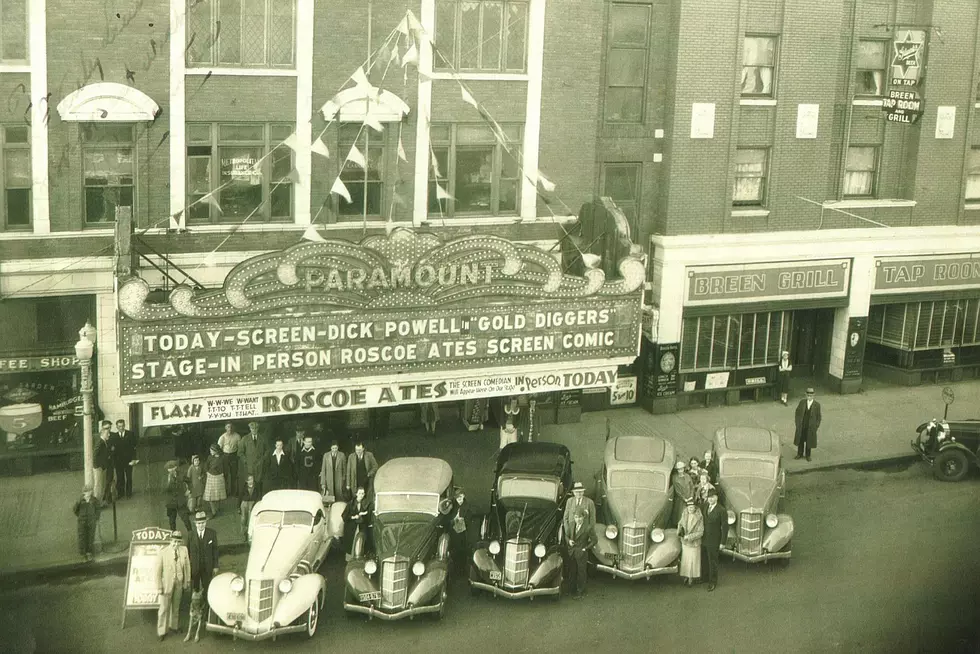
[686,260,851,306]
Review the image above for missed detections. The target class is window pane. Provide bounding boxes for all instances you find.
[481,1,502,70]
[434,1,456,69]
[846,147,876,171]
[966,175,980,201]
[602,165,638,203]
[219,0,242,65]
[459,2,481,69]
[269,0,294,66]
[733,177,762,203]
[725,317,739,368]
[741,66,773,95]
[272,146,292,179]
[270,124,293,142]
[500,147,520,213]
[1,0,28,61]
[843,171,872,196]
[457,124,495,143]
[271,183,292,217]
[219,124,264,141]
[738,314,754,365]
[969,149,980,174]
[607,49,646,87]
[430,125,452,143]
[605,88,643,123]
[219,145,263,216]
[504,2,527,70]
[186,0,213,65]
[83,149,134,184]
[610,4,649,45]
[855,70,883,95]
[752,313,769,366]
[187,156,212,194]
[680,318,698,371]
[743,37,775,66]
[81,124,133,143]
[4,125,29,143]
[735,148,766,171]
[4,149,30,187]
[241,0,266,65]
[767,313,783,362]
[711,317,728,368]
[187,124,212,143]
[855,41,886,69]
[85,186,133,223]
[5,188,29,226]
[455,147,494,212]
[696,317,712,369]
[428,147,450,215]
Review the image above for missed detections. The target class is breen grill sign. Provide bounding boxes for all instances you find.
[685,259,851,306]
[874,254,980,293]
[116,230,646,400]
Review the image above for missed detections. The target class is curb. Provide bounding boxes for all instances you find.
[786,453,920,475]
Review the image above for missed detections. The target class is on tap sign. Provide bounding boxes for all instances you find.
[116,230,646,399]
[881,29,928,125]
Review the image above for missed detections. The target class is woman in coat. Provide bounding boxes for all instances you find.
[202,445,226,517]
[677,499,703,587]
[777,351,793,405]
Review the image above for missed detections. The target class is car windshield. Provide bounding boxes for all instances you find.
[721,458,777,479]
[253,510,313,528]
[498,476,558,502]
[609,470,667,491]
[375,492,439,515]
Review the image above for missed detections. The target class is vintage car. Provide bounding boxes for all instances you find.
[206,490,346,641]
[912,418,980,481]
[470,442,572,600]
[712,427,793,564]
[591,434,682,579]
[344,457,455,620]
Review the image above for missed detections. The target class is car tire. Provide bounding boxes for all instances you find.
[934,449,969,482]
[306,593,320,638]
[431,583,448,621]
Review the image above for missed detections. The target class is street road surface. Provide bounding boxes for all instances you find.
[1,465,977,654]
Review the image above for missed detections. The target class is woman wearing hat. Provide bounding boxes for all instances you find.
[671,460,694,524]
[677,499,703,587]
[777,351,793,406]
[202,445,226,517]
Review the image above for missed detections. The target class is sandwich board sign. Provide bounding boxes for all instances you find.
[121,527,173,628]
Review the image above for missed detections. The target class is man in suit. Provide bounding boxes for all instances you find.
[187,512,218,595]
[287,425,307,464]
[238,421,268,497]
[263,438,294,493]
[320,441,347,502]
[794,387,821,462]
[562,482,596,536]
[114,419,137,499]
[345,441,379,498]
[156,530,190,641]
[93,420,114,505]
[566,510,598,599]
[701,489,727,592]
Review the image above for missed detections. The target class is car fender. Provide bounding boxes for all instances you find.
[345,564,378,597]
[436,533,451,561]
[472,547,500,579]
[762,514,794,553]
[273,573,324,627]
[528,551,562,587]
[937,441,977,459]
[327,501,347,539]
[350,531,367,560]
[407,563,448,606]
[645,528,681,569]
[591,523,618,565]
[207,572,246,625]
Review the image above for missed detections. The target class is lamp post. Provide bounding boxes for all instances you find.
[74,322,97,487]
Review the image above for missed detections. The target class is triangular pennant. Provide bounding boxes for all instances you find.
[537,172,556,193]
[395,16,410,35]
[282,168,301,184]
[430,149,442,178]
[390,45,401,65]
[435,184,452,200]
[311,136,330,158]
[418,71,434,84]
[201,192,223,214]
[401,44,419,68]
[321,100,340,121]
[352,66,371,91]
[281,132,299,152]
[169,210,184,231]
[406,10,430,42]
[461,86,479,108]
[346,144,366,169]
[330,176,352,203]
[376,45,391,69]
[397,135,407,162]
[363,110,385,132]
[302,225,328,243]
[384,220,398,236]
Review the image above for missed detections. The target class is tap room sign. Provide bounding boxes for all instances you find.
[873,255,980,294]
[684,259,851,307]
[116,229,646,400]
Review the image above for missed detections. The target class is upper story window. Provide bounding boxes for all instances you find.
[433,0,528,73]
[966,148,980,202]
[186,0,296,69]
[600,163,641,231]
[855,40,887,96]
[82,124,134,225]
[733,148,769,206]
[1,125,30,230]
[604,3,650,123]
[429,123,522,218]
[843,146,878,197]
[0,0,28,63]
[336,125,387,220]
[741,36,777,97]
[186,123,293,223]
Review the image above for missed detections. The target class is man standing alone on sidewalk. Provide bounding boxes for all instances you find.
[93,421,114,505]
[156,530,190,641]
[72,485,100,561]
[794,387,821,462]
[114,420,137,499]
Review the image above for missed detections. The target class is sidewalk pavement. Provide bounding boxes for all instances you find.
[1,378,974,582]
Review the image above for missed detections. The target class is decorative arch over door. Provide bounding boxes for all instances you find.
[56,82,161,122]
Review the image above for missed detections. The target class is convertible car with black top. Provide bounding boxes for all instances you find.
[470,442,572,600]
[343,457,455,620]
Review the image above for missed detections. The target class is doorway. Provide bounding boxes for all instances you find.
[790,309,835,379]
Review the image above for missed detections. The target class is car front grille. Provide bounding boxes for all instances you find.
[619,524,647,572]
[503,539,531,588]
[739,511,763,555]
[247,579,274,622]
[381,557,409,609]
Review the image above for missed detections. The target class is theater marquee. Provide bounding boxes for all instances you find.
[117,229,645,408]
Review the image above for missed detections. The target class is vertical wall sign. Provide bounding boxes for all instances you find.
[843,316,867,379]
[935,106,956,139]
[690,103,715,139]
[796,104,819,139]
[881,29,928,125]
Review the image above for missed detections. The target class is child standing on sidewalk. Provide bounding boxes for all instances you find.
[72,484,101,561]
[185,455,205,515]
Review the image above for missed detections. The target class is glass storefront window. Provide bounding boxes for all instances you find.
[868,300,980,351]
[680,311,792,372]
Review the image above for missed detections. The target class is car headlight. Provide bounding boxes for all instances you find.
[412,561,426,576]
[605,524,619,540]
[230,576,245,593]
[278,578,292,594]
[727,510,736,525]
[937,431,947,441]
[488,540,501,555]
[765,513,778,528]
[534,543,547,558]
[364,559,377,575]
[650,528,665,543]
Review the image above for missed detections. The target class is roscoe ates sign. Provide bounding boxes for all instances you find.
[116,229,645,401]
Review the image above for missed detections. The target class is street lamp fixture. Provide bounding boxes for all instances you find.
[75,322,97,488]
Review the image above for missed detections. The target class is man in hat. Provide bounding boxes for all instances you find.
[287,424,307,464]
[566,509,597,599]
[187,512,218,595]
[238,421,268,497]
[156,530,190,640]
[671,460,695,525]
[794,387,822,462]
[345,441,379,498]
[701,489,726,592]
[93,420,114,505]
[72,484,101,561]
[114,419,137,500]
[320,440,347,502]
[562,481,596,536]
[163,460,186,531]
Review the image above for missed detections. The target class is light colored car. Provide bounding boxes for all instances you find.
[591,434,681,579]
[206,490,346,641]
[712,427,793,564]
[344,457,455,620]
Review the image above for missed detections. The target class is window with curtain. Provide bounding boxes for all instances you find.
[741,36,776,97]
[186,0,296,68]
[433,0,528,72]
[1,125,30,230]
[82,124,134,225]
[186,123,293,223]
[733,148,768,206]
[843,146,877,197]
[428,123,522,218]
[966,148,980,201]
[869,301,980,350]
[680,311,792,372]
[600,163,641,234]
[337,124,386,220]
[0,0,28,62]
[855,40,887,96]
[604,3,651,123]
